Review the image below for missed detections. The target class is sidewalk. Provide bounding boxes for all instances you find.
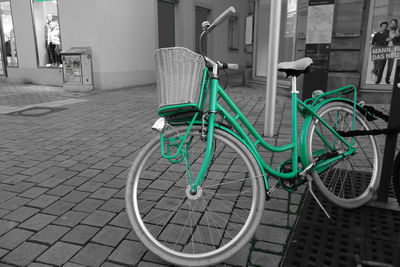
[0,82,397,266]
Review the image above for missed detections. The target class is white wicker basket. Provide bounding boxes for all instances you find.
[154,47,206,110]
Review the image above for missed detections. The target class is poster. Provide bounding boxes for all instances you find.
[365,3,400,86]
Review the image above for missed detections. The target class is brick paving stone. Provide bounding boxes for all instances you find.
[265,198,288,212]
[28,263,53,267]
[0,228,35,249]
[81,210,115,227]
[79,168,102,178]
[255,225,291,244]
[142,251,171,265]
[2,174,29,184]
[71,243,113,267]
[63,263,87,267]
[63,176,90,187]
[69,163,92,172]
[290,193,302,205]
[221,243,251,266]
[30,225,70,245]
[254,241,284,254]
[19,187,48,199]
[7,181,36,193]
[91,173,115,183]
[36,241,81,266]
[101,261,126,267]
[38,177,65,188]
[42,200,76,216]
[100,198,125,213]
[104,178,126,189]
[113,189,125,199]
[90,188,119,200]
[53,210,89,227]
[46,184,75,196]
[250,251,282,267]
[109,212,133,229]
[0,219,19,236]
[0,248,8,258]
[137,262,170,267]
[0,191,16,204]
[289,204,299,214]
[2,242,48,266]
[61,224,99,245]
[0,196,30,210]
[19,213,56,231]
[61,190,90,203]
[103,166,125,176]
[108,240,146,266]
[76,181,103,192]
[73,198,105,213]
[3,206,39,222]
[27,194,60,209]
[261,210,290,227]
[0,208,10,218]
[91,225,129,246]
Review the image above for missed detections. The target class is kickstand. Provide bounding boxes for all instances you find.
[308,179,332,220]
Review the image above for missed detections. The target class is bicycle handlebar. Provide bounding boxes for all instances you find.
[207,7,236,33]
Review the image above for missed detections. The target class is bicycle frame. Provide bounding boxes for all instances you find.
[160,66,362,194]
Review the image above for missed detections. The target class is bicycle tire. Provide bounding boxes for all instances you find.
[306,101,381,208]
[391,152,400,207]
[125,125,265,266]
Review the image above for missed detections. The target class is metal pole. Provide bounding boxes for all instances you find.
[264,0,282,137]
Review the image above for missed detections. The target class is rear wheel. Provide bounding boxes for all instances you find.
[391,152,400,207]
[125,125,265,266]
[306,101,380,208]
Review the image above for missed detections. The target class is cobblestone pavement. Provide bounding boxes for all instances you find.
[0,82,395,266]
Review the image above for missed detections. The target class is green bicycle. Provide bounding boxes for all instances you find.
[125,7,381,267]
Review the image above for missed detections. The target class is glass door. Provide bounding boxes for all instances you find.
[0,0,18,76]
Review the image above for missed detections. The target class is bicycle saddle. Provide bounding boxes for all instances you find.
[277,57,313,77]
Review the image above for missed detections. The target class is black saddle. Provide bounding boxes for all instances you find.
[277,57,313,77]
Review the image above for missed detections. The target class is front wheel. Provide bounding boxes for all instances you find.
[306,101,381,209]
[125,125,265,266]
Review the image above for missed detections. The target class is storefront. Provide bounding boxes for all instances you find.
[0,0,17,77]
[250,0,399,103]
[361,0,400,92]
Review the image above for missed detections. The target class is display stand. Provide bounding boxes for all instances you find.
[368,60,400,210]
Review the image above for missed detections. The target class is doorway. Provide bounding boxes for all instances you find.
[195,6,211,54]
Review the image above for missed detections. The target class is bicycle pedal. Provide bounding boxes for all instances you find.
[308,179,332,220]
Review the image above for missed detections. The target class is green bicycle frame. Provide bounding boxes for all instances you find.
[161,70,360,193]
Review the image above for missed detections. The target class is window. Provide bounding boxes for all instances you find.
[362,0,400,90]
[31,0,62,67]
[0,0,18,68]
[228,15,239,51]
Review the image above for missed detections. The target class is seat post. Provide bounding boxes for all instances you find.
[291,76,299,94]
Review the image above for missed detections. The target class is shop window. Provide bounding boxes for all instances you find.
[362,0,400,90]
[228,15,239,51]
[0,0,18,67]
[31,0,62,67]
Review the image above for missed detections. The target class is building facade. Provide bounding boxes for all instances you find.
[0,0,399,103]
[0,0,248,90]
